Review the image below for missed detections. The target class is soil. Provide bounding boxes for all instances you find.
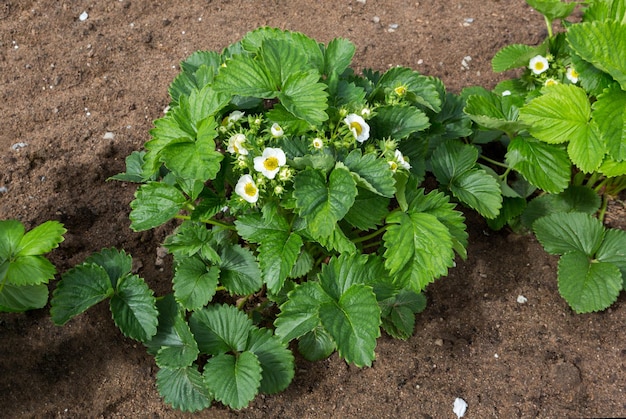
[1,0,625,418]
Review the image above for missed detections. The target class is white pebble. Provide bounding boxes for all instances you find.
[103,132,115,140]
[79,11,89,22]
[372,16,380,23]
[453,398,468,418]
[0,186,8,194]
[11,142,28,150]
[356,0,366,4]
[517,295,528,304]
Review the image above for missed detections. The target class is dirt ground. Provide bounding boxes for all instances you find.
[1,0,625,417]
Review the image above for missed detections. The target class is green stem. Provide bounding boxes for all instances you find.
[478,155,510,170]
[202,218,237,231]
[352,225,389,244]
[544,16,553,38]
[236,294,250,310]
[598,195,609,223]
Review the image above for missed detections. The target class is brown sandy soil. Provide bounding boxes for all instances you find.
[1,1,625,417]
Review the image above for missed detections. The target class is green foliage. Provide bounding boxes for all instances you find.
[0,220,66,312]
[462,0,626,312]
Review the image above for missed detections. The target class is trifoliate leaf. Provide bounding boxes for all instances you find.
[274,281,332,343]
[203,351,262,410]
[491,43,543,72]
[383,211,454,292]
[567,21,626,91]
[278,70,329,126]
[293,167,357,239]
[246,328,295,394]
[319,284,381,367]
[50,263,114,325]
[506,136,570,193]
[110,274,158,342]
[592,84,626,162]
[189,304,253,355]
[218,244,263,295]
[342,150,396,198]
[0,283,49,312]
[130,182,187,231]
[380,290,427,340]
[84,248,132,289]
[164,221,220,262]
[235,205,303,294]
[15,220,66,256]
[521,185,602,228]
[533,212,605,256]
[156,366,213,412]
[173,255,219,311]
[557,250,622,313]
[370,104,430,140]
[297,327,336,362]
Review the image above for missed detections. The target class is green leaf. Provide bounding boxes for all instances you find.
[214,53,277,97]
[3,255,57,286]
[16,220,66,256]
[506,136,571,193]
[566,120,605,173]
[189,304,253,355]
[84,248,133,289]
[246,328,295,394]
[593,84,626,162]
[297,327,336,362]
[596,228,626,285]
[383,211,454,292]
[260,38,309,86]
[110,274,158,342]
[0,220,24,258]
[370,105,430,140]
[130,182,187,231]
[324,37,355,76]
[173,255,219,311]
[235,205,303,294]
[218,244,263,295]
[464,91,527,133]
[274,281,332,343]
[380,290,427,340]
[520,85,592,152]
[521,185,602,228]
[204,351,262,410]
[0,283,48,312]
[289,249,314,279]
[343,187,390,230]
[278,70,329,125]
[430,140,478,186]
[567,21,626,91]
[109,150,148,182]
[492,43,542,72]
[293,167,357,239]
[486,197,527,231]
[376,67,442,111]
[599,155,626,177]
[558,251,622,313]
[156,366,213,412]
[155,316,200,369]
[449,168,502,219]
[533,212,605,256]
[526,0,577,21]
[50,263,114,325]
[342,150,396,198]
[319,284,380,367]
[188,84,230,125]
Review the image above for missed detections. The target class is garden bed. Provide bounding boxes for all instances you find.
[1,1,625,417]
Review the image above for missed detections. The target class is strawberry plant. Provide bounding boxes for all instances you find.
[463,0,626,313]
[0,219,66,312]
[47,27,504,411]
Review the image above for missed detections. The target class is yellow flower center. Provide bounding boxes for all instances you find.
[571,69,579,78]
[244,183,257,197]
[264,157,279,171]
[534,62,545,71]
[394,85,407,96]
[389,161,398,172]
[350,122,363,136]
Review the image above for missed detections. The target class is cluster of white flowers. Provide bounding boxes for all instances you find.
[528,54,579,87]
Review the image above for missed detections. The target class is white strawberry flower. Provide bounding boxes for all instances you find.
[566,67,579,84]
[544,78,559,87]
[312,137,324,150]
[235,174,259,203]
[253,147,287,179]
[344,113,370,143]
[227,133,248,155]
[394,149,411,170]
[529,55,549,75]
[270,123,284,137]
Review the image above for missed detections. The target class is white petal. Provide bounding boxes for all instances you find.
[453,398,468,418]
